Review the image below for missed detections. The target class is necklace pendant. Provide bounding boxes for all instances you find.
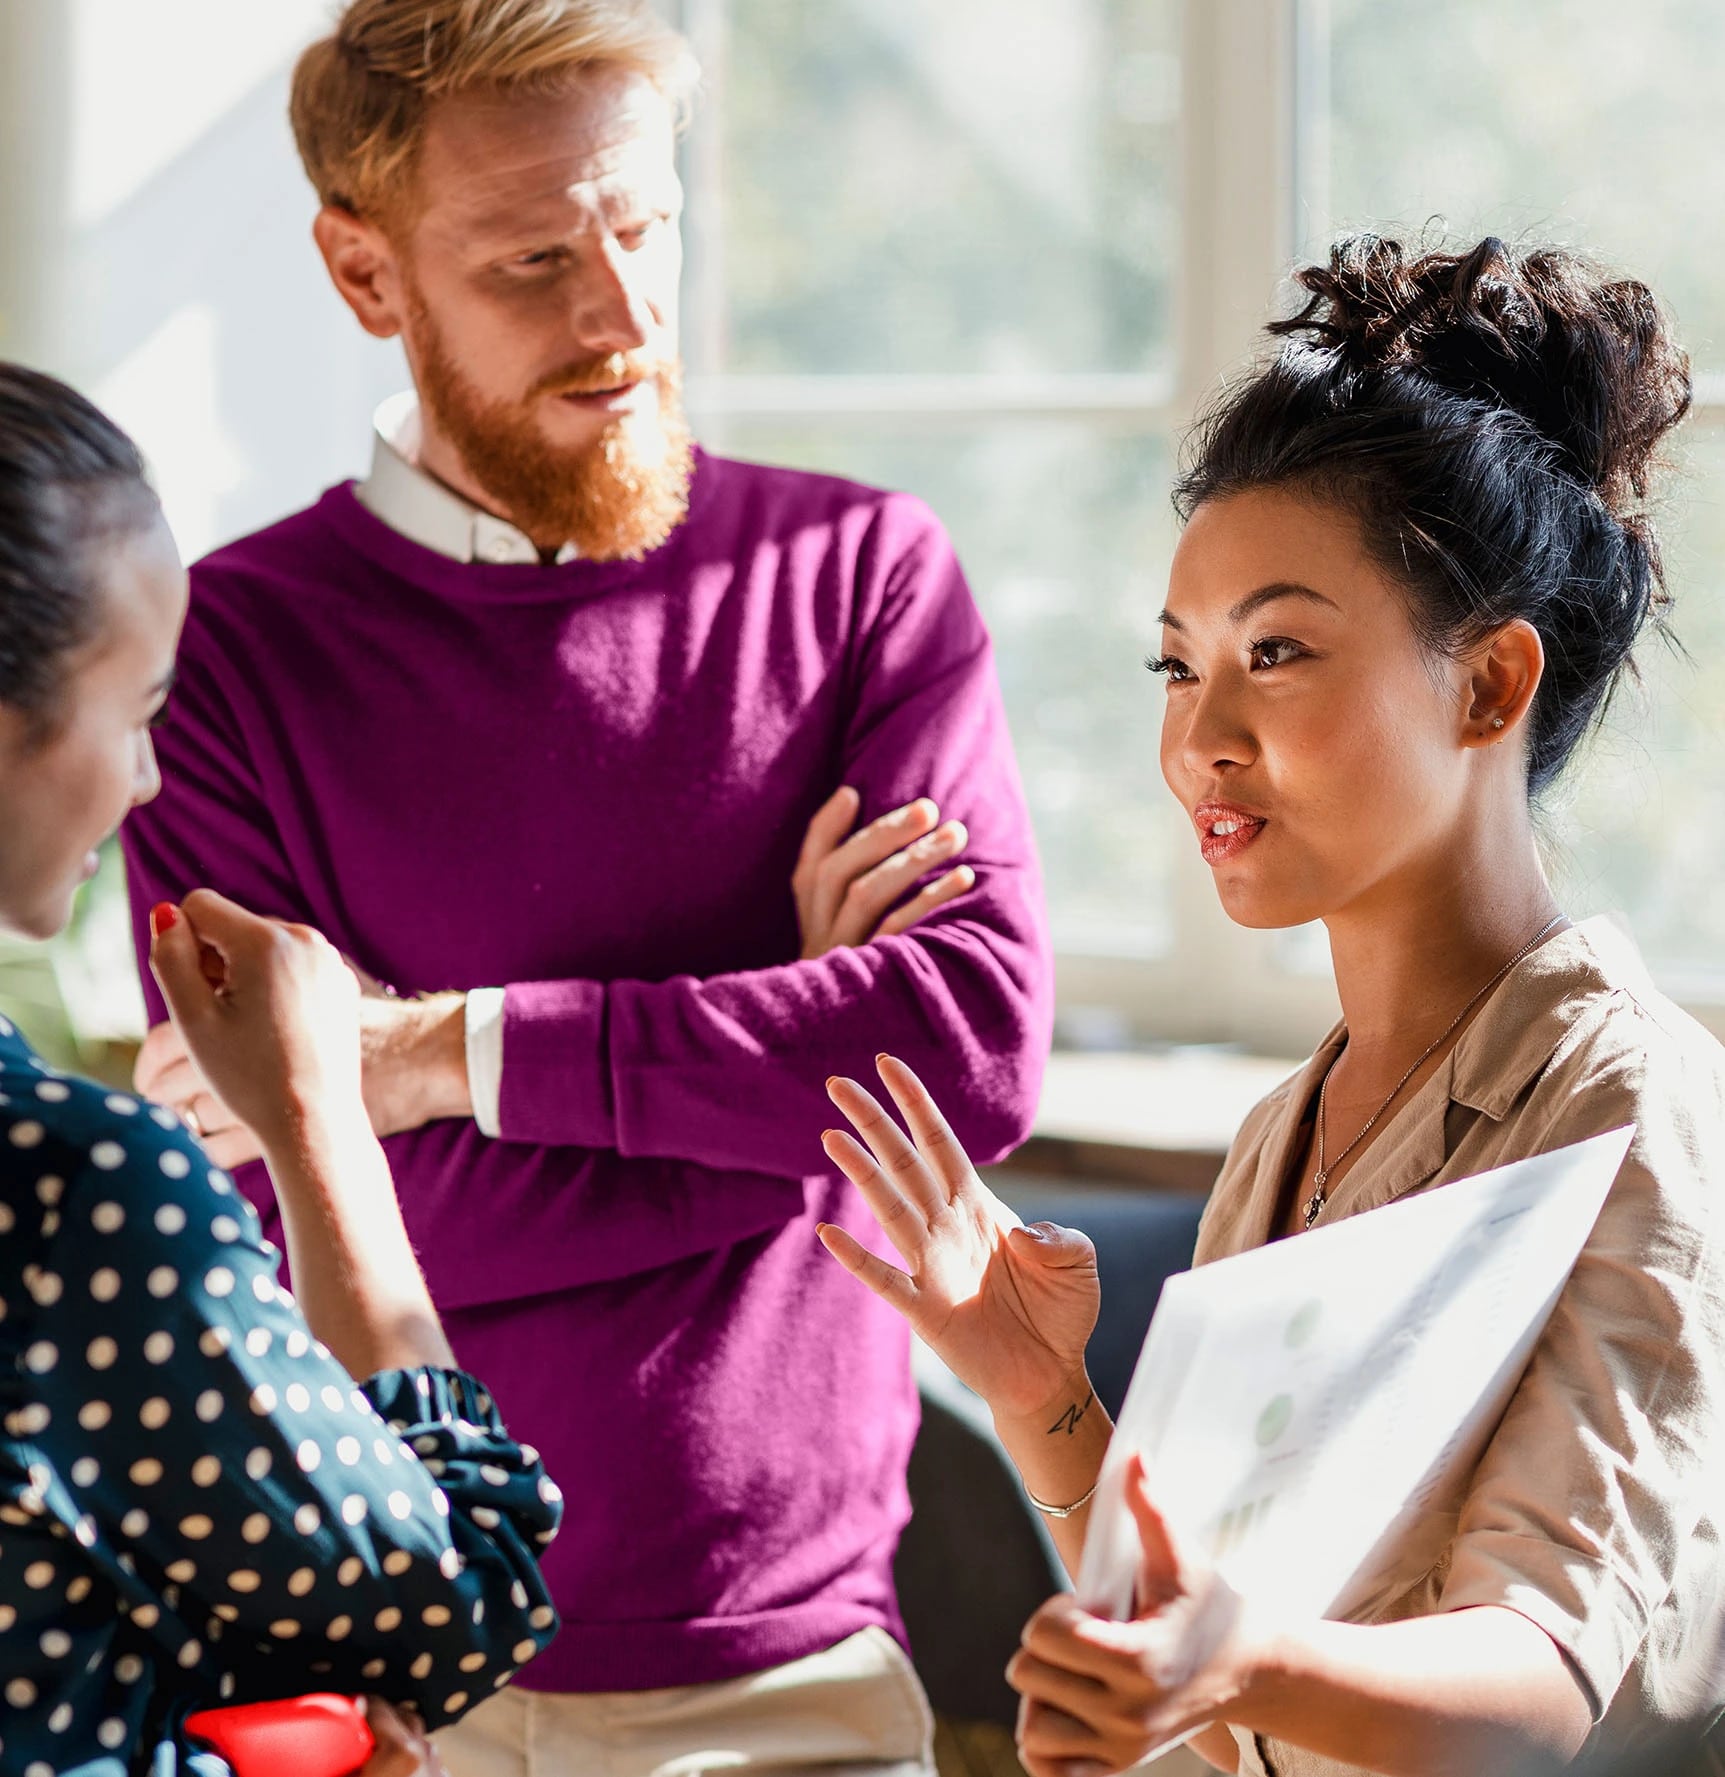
[1303,1179,1327,1228]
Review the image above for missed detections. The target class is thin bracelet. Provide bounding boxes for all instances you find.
[1025,1478,1099,1519]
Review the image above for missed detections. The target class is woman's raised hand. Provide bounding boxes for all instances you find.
[819,1055,1100,1424]
[147,889,367,1158]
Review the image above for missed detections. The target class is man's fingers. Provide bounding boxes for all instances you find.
[827,796,940,880]
[873,865,976,939]
[828,819,967,949]
[874,1053,974,1196]
[816,1220,920,1316]
[825,1073,946,1216]
[794,785,861,875]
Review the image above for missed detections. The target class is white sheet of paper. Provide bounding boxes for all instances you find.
[1074,1126,1633,1761]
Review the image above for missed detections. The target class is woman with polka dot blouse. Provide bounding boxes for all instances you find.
[0,368,561,1771]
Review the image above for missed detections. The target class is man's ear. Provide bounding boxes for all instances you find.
[1460,617,1544,750]
[312,205,407,340]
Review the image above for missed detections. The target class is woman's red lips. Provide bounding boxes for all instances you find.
[1193,800,1267,866]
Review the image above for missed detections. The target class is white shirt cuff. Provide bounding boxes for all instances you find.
[464,987,507,1138]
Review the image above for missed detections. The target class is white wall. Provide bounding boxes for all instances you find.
[0,0,408,562]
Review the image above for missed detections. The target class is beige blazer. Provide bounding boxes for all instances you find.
[1193,918,1725,1776]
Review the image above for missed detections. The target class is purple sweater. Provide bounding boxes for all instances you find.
[122,450,1053,1692]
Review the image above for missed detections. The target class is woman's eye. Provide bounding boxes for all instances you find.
[1145,654,1194,684]
[147,702,172,730]
[1249,637,1302,671]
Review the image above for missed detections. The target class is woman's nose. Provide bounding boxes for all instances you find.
[1175,677,1257,776]
[132,729,163,809]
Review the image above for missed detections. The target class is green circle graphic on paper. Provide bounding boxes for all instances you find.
[1255,1393,1294,1447]
[1285,1300,1322,1348]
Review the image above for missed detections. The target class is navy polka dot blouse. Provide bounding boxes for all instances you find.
[0,1014,562,1774]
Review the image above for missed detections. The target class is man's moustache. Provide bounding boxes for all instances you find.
[535,358,666,398]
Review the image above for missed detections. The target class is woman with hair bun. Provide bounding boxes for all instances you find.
[819,237,1725,1774]
[0,362,560,1773]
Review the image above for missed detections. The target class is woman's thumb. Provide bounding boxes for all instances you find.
[1009,1220,1096,1270]
[148,902,217,1028]
[1125,1453,1184,1616]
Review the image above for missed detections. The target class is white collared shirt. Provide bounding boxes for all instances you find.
[356,392,561,1135]
[356,390,582,567]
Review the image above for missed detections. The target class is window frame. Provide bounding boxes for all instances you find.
[668,0,1725,1054]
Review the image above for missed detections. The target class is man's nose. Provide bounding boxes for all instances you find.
[571,251,654,357]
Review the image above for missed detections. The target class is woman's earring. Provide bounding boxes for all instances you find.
[1490,717,1506,731]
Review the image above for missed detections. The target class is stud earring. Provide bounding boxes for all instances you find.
[1490,717,1506,731]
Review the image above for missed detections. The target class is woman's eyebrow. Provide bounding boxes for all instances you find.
[1158,582,1341,633]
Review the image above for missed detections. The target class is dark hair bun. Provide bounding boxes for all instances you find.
[1273,235,1692,518]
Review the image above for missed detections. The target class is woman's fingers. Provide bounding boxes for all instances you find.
[874,1053,974,1196]
[1125,1453,1187,1613]
[826,1074,947,1219]
[873,863,976,939]
[1010,1221,1098,1271]
[1021,1595,1150,1683]
[819,1124,931,1261]
[1015,1693,1113,1767]
[357,1697,444,1777]
[148,903,223,1038]
[816,1220,921,1318]
[1007,1646,1114,1719]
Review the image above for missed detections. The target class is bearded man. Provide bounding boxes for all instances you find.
[122,4,1052,1774]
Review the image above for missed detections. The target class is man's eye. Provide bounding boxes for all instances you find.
[1145,654,1194,684]
[514,249,563,269]
[1249,637,1302,670]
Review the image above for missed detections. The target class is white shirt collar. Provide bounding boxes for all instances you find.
[355,391,580,566]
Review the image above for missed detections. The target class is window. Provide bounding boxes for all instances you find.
[5,2,1721,1059]
[674,0,1725,1051]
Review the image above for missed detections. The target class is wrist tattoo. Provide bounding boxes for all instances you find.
[1046,1388,1095,1438]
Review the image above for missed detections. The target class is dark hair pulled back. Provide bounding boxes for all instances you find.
[0,363,160,736]
[1174,235,1692,792]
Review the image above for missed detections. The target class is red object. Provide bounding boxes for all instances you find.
[149,901,179,937]
[184,1696,375,1777]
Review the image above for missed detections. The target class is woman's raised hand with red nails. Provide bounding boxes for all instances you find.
[147,889,367,1156]
[818,1054,1100,1424]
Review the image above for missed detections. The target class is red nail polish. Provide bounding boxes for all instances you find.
[150,902,178,938]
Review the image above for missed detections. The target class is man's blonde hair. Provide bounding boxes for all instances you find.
[289,0,699,220]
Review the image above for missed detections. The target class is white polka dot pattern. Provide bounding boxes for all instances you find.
[1,1038,563,1768]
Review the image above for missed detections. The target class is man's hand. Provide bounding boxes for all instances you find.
[136,974,471,1162]
[793,787,974,960]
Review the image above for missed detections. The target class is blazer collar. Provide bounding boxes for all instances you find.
[1221,916,1640,1248]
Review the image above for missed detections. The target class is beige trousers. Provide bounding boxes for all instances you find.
[435,1628,936,1777]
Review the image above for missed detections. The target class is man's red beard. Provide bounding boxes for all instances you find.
[407,306,694,562]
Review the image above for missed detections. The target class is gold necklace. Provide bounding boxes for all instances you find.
[1303,913,1566,1230]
